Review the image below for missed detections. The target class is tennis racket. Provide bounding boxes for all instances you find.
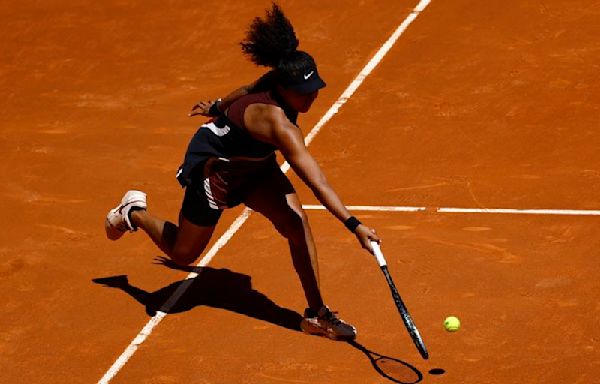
[370,241,429,360]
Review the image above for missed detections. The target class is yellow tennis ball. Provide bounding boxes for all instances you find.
[444,316,460,332]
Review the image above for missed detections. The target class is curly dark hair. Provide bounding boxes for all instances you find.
[241,3,317,84]
[241,3,298,68]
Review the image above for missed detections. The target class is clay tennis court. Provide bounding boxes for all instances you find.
[2,0,599,383]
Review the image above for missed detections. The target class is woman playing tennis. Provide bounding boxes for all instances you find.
[105,4,379,341]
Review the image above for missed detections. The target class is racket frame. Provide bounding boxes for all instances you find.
[371,241,429,359]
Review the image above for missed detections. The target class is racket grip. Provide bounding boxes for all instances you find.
[370,241,387,267]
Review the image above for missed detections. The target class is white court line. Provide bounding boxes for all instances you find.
[282,0,432,172]
[437,207,600,216]
[302,205,600,216]
[97,1,433,383]
[302,204,426,212]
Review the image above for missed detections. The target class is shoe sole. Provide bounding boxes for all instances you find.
[300,321,357,341]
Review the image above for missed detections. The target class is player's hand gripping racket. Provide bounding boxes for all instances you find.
[370,241,429,359]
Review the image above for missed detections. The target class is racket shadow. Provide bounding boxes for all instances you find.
[92,261,303,332]
[347,340,423,384]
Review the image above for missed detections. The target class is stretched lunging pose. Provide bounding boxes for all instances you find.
[105,4,379,341]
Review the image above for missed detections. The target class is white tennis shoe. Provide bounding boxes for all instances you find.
[105,190,147,240]
[300,305,357,341]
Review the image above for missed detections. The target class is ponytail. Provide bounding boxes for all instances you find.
[241,3,298,68]
[241,3,326,94]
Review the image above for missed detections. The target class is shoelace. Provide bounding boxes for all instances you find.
[321,310,342,326]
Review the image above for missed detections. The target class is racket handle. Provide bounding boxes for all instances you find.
[370,241,387,267]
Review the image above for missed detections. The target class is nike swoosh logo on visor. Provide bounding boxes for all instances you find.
[304,71,315,80]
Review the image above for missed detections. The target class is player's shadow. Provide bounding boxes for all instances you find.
[92,257,423,383]
[92,257,303,331]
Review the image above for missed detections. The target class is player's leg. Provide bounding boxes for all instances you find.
[130,210,216,266]
[243,167,356,340]
[243,170,323,310]
[106,185,220,266]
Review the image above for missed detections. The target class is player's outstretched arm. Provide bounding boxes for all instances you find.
[246,104,380,253]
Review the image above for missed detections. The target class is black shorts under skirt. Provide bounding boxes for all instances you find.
[180,155,294,227]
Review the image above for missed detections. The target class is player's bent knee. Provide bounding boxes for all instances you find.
[277,214,308,246]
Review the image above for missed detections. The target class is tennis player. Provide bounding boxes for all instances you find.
[105,4,379,341]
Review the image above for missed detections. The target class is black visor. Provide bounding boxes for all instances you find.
[281,67,326,94]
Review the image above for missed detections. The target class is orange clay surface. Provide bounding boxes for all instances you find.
[1,0,599,383]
